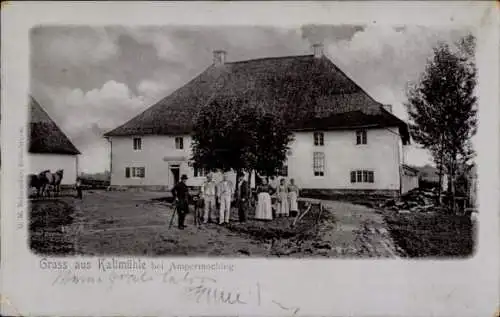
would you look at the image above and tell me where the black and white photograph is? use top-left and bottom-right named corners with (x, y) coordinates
top-left (28, 24), bottom-right (479, 258)
top-left (2, 2), bottom-right (498, 317)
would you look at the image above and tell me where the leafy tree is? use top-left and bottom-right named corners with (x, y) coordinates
top-left (190, 97), bottom-right (239, 172)
top-left (253, 109), bottom-right (294, 176)
top-left (405, 34), bottom-right (477, 212)
top-left (191, 97), bottom-right (293, 178)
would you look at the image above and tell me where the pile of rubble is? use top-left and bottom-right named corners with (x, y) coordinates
top-left (383, 188), bottom-right (440, 213)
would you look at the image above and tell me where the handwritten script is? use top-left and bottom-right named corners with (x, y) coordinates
top-left (51, 265), bottom-right (300, 315)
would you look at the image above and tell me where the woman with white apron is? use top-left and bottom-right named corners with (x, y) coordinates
top-left (288, 178), bottom-right (299, 216)
top-left (255, 177), bottom-right (274, 220)
top-left (276, 178), bottom-right (289, 217)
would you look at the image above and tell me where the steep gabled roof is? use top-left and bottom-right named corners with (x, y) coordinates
top-left (29, 97), bottom-right (80, 155)
top-left (104, 54), bottom-right (391, 138)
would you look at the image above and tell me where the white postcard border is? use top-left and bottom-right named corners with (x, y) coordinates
top-left (1, 2), bottom-right (499, 316)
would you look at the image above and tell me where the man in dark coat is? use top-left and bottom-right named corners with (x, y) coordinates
top-left (234, 173), bottom-right (250, 222)
top-left (171, 174), bottom-right (190, 229)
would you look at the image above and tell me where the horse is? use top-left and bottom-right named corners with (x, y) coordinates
top-left (51, 169), bottom-right (64, 196)
top-left (38, 170), bottom-right (53, 197)
top-left (28, 174), bottom-right (42, 198)
top-left (28, 170), bottom-right (51, 198)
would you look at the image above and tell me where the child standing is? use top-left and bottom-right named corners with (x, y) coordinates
top-left (75, 177), bottom-right (83, 199)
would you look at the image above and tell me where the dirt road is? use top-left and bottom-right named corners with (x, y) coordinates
top-left (29, 191), bottom-right (398, 258)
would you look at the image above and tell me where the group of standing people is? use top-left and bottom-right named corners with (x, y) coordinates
top-left (171, 173), bottom-right (250, 229)
top-left (170, 172), bottom-right (299, 229)
top-left (200, 173), bottom-right (251, 225)
top-left (198, 173), bottom-right (246, 225)
top-left (255, 177), bottom-right (299, 220)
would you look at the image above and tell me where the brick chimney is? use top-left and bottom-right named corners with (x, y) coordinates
top-left (213, 50), bottom-right (227, 66)
top-left (312, 43), bottom-right (324, 58)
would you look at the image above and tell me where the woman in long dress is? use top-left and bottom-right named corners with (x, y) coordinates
top-left (255, 177), bottom-right (274, 220)
top-left (276, 178), bottom-right (289, 217)
top-left (288, 178), bottom-right (299, 216)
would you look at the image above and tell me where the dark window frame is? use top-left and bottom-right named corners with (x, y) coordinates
top-left (314, 132), bottom-right (325, 146)
top-left (133, 137), bottom-right (142, 150)
top-left (356, 130), bottom-right (367, 145)
top-left (313, 152), bottom-right (325, 177)
top-left (278, 165), bottom-right (288, 177)
top-left (351, 169), bottom-right (375, 183)
top-left (126, 166), bottom-right (145, 178)
top-left (194, 167), bottom-right (206, 177)
top-left (350, 171), bottom-right (356, 183)
top-left (175, 137), bottom-right (184, 150)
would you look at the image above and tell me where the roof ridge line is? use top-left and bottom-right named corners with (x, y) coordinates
top-left (227, 54), bottom-right (313, 65)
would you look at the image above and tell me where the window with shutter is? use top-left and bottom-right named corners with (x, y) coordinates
top-left (363, 170), bottom-right (368, 182)
top-left (127, 167), bottom-right (146, 178)
top-left (368, 171), bottom-right (374, 183)
top-left (351, 170), bottom-right (375, 183)
top-left (137, 167), bottom-right (145, 178)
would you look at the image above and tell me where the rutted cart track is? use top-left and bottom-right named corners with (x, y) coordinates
top-left (29, 191), bottom-right (398, 258)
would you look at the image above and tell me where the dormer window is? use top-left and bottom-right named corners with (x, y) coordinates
top-left (133, 137), bottom-right (142, 151)
top-left (175, 137), bottom-right (184, 150)
top-left (356, 130), bottom-right (367, 145)
top-left (314, 132), bottom-right (324, 146)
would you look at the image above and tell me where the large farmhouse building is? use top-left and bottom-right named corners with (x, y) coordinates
top-left (104, 45), bottom-right (410, 197)
top-left (29, 97), bottom-right (80, 185)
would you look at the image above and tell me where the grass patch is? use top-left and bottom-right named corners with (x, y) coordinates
top-left (29, 199), bottom-right (76, 255)
top-left (383, 212), bottom-right (474, 258)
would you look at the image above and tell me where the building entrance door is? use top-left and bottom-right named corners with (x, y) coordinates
top-left (169, 164), bottom-right (180, 187)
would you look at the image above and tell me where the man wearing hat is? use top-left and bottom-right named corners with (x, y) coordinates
top-left (171, 174), bottom-right (190, 229)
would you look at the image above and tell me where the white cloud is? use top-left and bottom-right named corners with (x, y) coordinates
top-left (321, 26), bottom-right (472, 167)
top-left (136, 74), bottom-right (185, 103)
top-left (40, 27), bottom-right (119, 65)
top-left (33, 80), bottom-right (151, 172)
top-left (78, 139), bottom-right (110, 173)
top-left (123, 28), bottom-right (186, 61)
top-left (39, 80), bottom-right (147, 135)
top-left (137, 79), bottom-right (170, 101)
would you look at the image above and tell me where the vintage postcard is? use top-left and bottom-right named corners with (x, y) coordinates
top-left (1, 1), bottom-right (499, 316)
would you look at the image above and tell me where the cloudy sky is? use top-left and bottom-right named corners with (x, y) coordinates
top-left (31, 25), bottom-right (472, 173)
